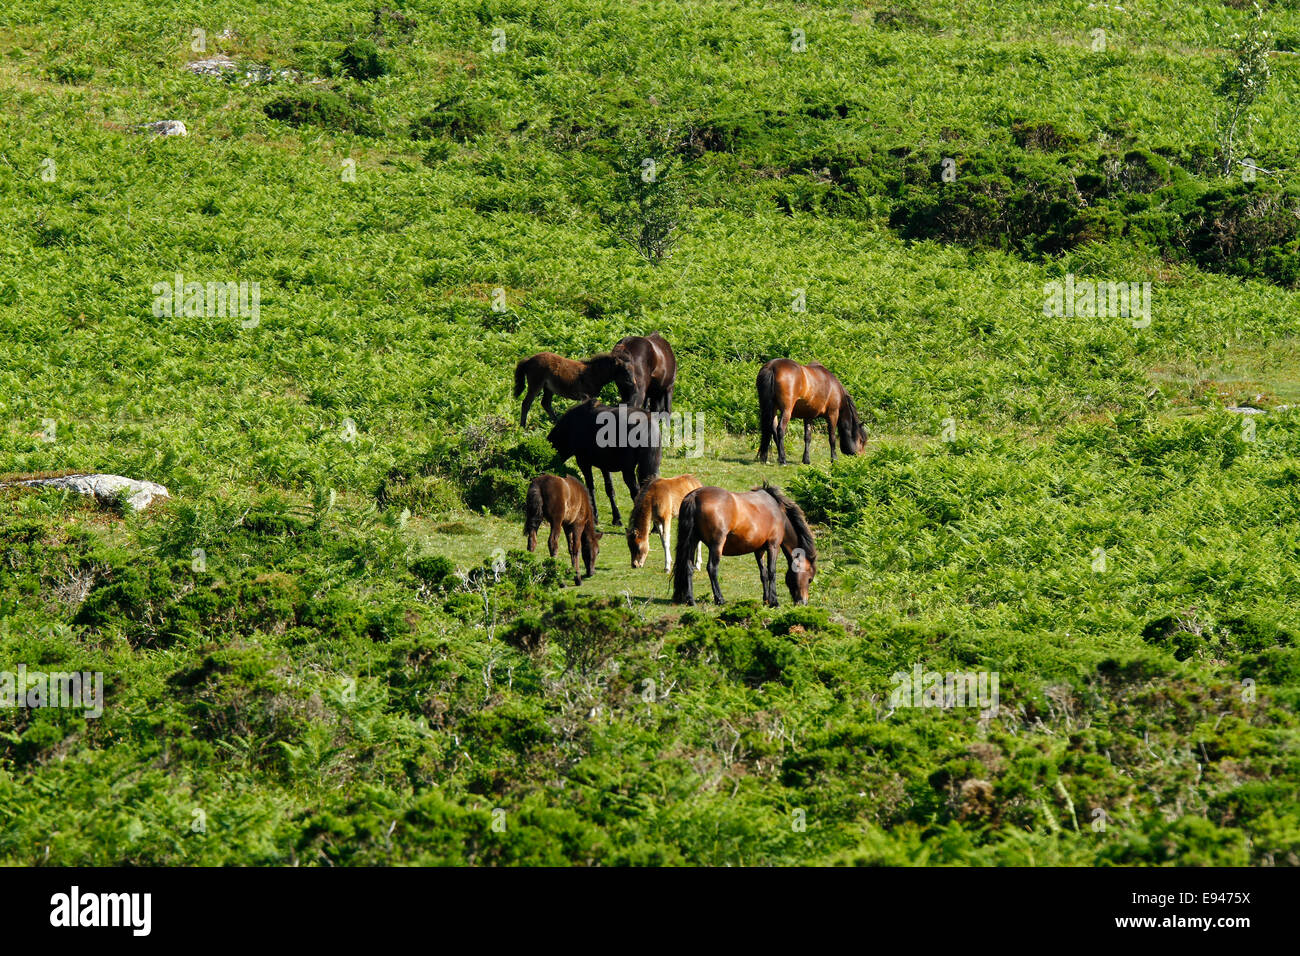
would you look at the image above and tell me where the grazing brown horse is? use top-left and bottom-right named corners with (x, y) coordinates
top-left (756, 359), bottom-right (868, 465)
top-left (671, 484), bottom-right (816, 607)
top-left (611, 333), bottom-right (677, 412)
top-left (626, 474), bottom-right (703, 572)
top-left (524, 474), bottom-right (602, 584)
top-left (546, 400), bottom-right (662, 526)
top-left (514, 351), bottom-right (622, 427)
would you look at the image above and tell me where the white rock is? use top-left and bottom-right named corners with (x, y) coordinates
top-left (185, 55), bottom-right (238, 76)
top-left (139, 120), bottom-right (188, 137)
top-left (3, 474), bottom-right (170, 511)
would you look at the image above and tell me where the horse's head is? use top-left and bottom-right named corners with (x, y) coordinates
top-left (627, 526), bottom-right (649, 568)
top-left (785, 546), bottom-right (816, 605)
top-left (837, 394), bottom-right (869, 455)
top-left (611, 354), bottom-right (642, 407)
top-left (546, 404), bottom-right (584, 459)
top-left (838, 419), bottom-right (868, 455)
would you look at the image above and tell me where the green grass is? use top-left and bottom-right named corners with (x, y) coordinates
top-left (1, 0), bottom-right (1299, 866)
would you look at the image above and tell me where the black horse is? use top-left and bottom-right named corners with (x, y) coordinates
top-left (611, 333), bottom-right (677, 413)
top-left (547, 400), bottom-right (662, 526)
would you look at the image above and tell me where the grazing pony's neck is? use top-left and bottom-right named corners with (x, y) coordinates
top-left (629, 485), bottom-right (654, 539)
top-left (837, 388), bottom-right (863, 453)
top-left (581, 515), bottom-right (600, 562)
top-left (580, 354), bottom-right (617, 392)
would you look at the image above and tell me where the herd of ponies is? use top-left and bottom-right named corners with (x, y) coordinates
top-left (515, 333), bottom-right (869, 606)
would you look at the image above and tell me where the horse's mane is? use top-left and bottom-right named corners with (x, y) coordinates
top-left (628, 478), bottom-right (656, 538)
top-left (759, 483), bottom-right (816, 561)
top-left (840, 389), bottom-right (861, 430)
top-left (837, 387), bottom-right (865, 453)
top-left (572, 353), bottom-right (617, 395)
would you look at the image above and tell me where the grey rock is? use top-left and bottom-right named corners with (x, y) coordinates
top-left (3, 474), bottom-right (170, 511)
top-left (185, 55), bottom-right (238, 76)
top-left (138, 120), bottom-right (188, 137)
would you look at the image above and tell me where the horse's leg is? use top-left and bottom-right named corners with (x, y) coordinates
top-left (755, 552), bottom-right (770, 606)
top-left (603, 470), bottom-right (622, 526)
top-left (802, 420), bottom-right (813, 465)
top-left (777, 409), bottom-right (792, 465)
top-left (764, 546), bottom-right (774, 606)
top-left (581, 463), bottom-right (599, 524)
top-left (542, 389), bottom-right (558, 422)
top-left (565, 524), bottom-right (582, 585)
top-left (547, 519), bottom-right (561, 558)
top-left (707, 543), bottom-right (725, 604)
top-left (695, 540), bottom-right (703, 571)
top-left (520, 383), bottom-right (538, 428)
top-left (660, 519), bottom-right (671, 573)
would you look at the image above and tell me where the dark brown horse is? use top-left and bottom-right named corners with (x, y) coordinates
top-left (611, 333), bottom-right (676, 412)
top-left (524, 474), bottom-right (602, 584)
top-left (514, 351), bottom-right (622, 427)
top-left (756, 359), bottom-right (867, 465)
top-left (546, 400), bottom-right (662, 526)
top-left (671, 483), bottom-right (816, 607)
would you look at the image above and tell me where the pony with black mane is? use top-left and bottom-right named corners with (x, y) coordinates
top-left (756, 358), bottom-right (867, 465)
top-left (611, 333), bottom-right (676, 412)
top-left (546, 399), bottom-right (662, 526)
top-left (514, 351), bottom-right (623, 427)
top-left (671, 482), bottom-right (816, 607)
top-left (523, 474), bottom-right (602, 585)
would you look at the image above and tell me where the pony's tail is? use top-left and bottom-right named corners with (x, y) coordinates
top-left (756, 363), bottom-right (777, 452)
top-left (523, 477), bottom-right (545, 538)
top-left (514, 359), bottom-right (529, 398)
top-left (671, 491), bottom-right (700, 603)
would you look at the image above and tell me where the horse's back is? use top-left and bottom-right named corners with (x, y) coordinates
top-left (525, 351), bottom-right (566, 369)
top-left (778, 360), bottom-right (839, 416)
top-left (618, 333), bottom-right (676, 382)
top-left (648, 332), bottom-right (675, 369)
top-left (561, 475), bottom-right (591, 522)
top-left (528, 473), bottom-right (563, 518)
top-left (685, 486), bottom-right (782, 553)
top-left (656, 473), bottom-right (701, 514)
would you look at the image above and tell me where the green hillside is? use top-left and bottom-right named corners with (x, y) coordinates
top-left (1, 0), bottom-right (1298, 865)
